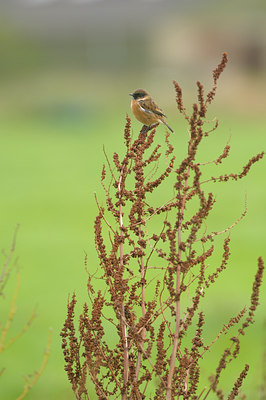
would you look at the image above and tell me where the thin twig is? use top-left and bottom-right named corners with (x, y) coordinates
top-left (94, 192), bottom-right (116, 234)
top-left (194, 196), bottom-right (247, 243)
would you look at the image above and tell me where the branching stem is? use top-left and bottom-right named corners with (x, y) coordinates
top-left (118, 164), bottom-right (129, 399)
top-left (166, 166), bottom-right (190, 399)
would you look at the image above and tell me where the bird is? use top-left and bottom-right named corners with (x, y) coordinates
top-left (129, 89), bottom-right (174, 133)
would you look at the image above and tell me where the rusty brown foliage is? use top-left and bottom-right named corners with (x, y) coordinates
top-left (61, 53), bottom-right (264, 400)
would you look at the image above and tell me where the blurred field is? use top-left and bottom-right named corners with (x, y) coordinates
top-left (0, 1), bottom-right (266, 399)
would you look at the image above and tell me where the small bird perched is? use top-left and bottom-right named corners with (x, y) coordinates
top-left (129, 89), bottom-right (174, 133)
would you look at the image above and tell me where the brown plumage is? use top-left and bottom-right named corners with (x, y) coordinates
top-left (129, 89), bottom-right (174, 133)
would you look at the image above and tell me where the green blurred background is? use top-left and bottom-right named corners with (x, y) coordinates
top-left (0, 0), bottom-right (265, 399)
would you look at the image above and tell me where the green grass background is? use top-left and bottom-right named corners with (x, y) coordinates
top-left (0, 3), bottom-right (265, 396)
top-left (0, 94), bottom-right (265, 399)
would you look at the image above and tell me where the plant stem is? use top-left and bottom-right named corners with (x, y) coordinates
top-left (118, 165), bottom-right (129, 399)
top-left (166, 167), bottom-right (190, 399)
top-left (130, 228), bottom-right (147, 399)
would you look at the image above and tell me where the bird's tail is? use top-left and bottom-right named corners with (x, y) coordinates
top-left (163, 121), bottom-right (174, 133)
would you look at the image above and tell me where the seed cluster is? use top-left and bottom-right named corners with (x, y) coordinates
top-left (61, 53), bottom-right (264, 399)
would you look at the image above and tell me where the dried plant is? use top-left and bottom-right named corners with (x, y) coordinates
top-left (61, 53), bottom-right (264, 399)
top-left (0, 226), bottom-right (52, 399)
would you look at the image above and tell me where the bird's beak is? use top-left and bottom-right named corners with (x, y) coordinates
top-left (129, 93), bottom-right (133, 97)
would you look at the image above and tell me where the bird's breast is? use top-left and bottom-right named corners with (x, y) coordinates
top-left (131, 100), bottom-right (158, 125)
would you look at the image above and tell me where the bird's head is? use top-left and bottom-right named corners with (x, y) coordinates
top-left (129, 89), bottom-right (149, 100)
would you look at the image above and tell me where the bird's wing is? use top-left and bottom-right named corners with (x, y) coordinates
top-left (138, 98), bottom-right (167, 118)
